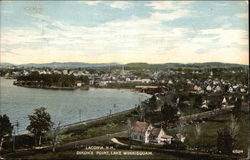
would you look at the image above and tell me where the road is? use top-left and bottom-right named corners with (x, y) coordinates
top-left (179, 105), bottom-right (235, 123)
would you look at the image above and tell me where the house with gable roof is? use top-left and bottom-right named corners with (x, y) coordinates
top-left (130, 121), bottom-right (153, 143)
top-left (149, 128), bottom-right (168, 144)
top-left (131, 121), bottom-right (173, 144)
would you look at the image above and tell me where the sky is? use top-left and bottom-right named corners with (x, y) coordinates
top-left (0, 1), bottom-right (248, 65)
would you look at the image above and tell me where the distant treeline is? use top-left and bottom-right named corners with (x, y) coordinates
top-left (16, 71), bottom-right (89, 87)
top-left (123, 62), bottom-right (247, 70)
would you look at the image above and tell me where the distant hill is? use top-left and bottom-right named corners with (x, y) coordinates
top-left (1, 62), bottom-right (247, 69)
top-left (0, 62), bottom-right (15, 66)
top-left (18, 62), bottom-right (120, 69)
top-left (125, 62), bottom-right (247, 69)
top-left (183, 62), bottom-right (247, 68)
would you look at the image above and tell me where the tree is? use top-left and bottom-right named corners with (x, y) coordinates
top-left (148, 95), bottom-right (157, 112)
top-left (193, 95), bottom-right (202, 108)
top-left (208, 101), bottom-right (217, 110)
top-left (0, 114), bottom-right (12, 154)
top-left (194, 123), bottom-right (202, 150)
top-left (233, 97), bottom-right (242, 119)
top-left (161, 104), bottom-right (178, 124)
top-left (217, 127), bottom-right (234, 155)
top-left (27, 107), bottom-right (53, 146)
top-left (229, 115), bottom-right (239, 140)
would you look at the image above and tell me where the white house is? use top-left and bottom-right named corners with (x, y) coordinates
top-left (63, 70), bottom-right (68, 75)
top-left (130, 121), bottom-right (153, 143)
top-left (141, 79), bottom-right (151, 83)
top-left (187, 79), bottom-right (192, 84)
top-left (201, 100), bottom-right (208, 109)
top-left (193, 85), bottom-right (200, 91)
top-left (232, 85), bottom-right (239, 90)
top-left (125, 78), bottom-right (131, 82)
top-left (215, 85), bottom-right (222, 92)
top-left (161, 135), bottom-right (173, 144)
top-left (168, 80), bottom-right (173, 84)
top-left (131, 121), bottom-right (172, 144)
top-left (149, 128), bottom-right (166, 144)
top-left (240, 88), bottom-right (246, 93)
top-left (75, 81), bottom-right (83, 87)
top-left (23, 70), bottom-right (29, 76)
top-left (175, 133), bottom-right (186, 143)
top-left (39, 70), bottom-right (47, 75)
top-left (206, 85), bottom-right (212, 91)
top-left (210, 71), bottom-right (213, 76)
top-left (228, 87), bottom-right (234, 93)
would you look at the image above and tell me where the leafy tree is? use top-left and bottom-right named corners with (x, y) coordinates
top-left (233, 97), bottom-right (242, 119)
top-left (0, 114), bottom-right (12, 153)
top-left (217, 127), bottom-right (234, 155)
top-left (193, 95), bottom-right (202, 108)
top-left (208, 101), bottom-right (217, 110)
top-left (27, 107), bottom-right (53, 146)
top-left (161, 104), bottom-right (178, 123)
top-left (148, 95), bottom-right (157, 112)
top-left (194, 123), bottom-right (202, 151)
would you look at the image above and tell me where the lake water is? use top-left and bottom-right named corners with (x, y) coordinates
top-left (0, 78), bottom-right (150, 134)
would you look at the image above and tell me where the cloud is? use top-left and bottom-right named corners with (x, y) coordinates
top-left (199, 28), bottom-right (248, 46)
top-left (150, 9), bottom-right (190, 22)
top-left (235, 13), bottom-right (248, 19)
top-left (1, 2), bottom-right (248, 65)
top-left (0, 10), bottom-right (13, 14)
top-left (145, 1), bottom-right (192, 10)
top-left (82, 1), bottom-right (101, 6)
top-left (110, 1), bottom-right (132, 10)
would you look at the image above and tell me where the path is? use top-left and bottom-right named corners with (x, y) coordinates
top-left (179, 105), bottom-right (235, 123)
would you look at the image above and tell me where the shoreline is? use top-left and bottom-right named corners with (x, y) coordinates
top-left (59, 106), bottom-right (137, 130)
top-left (17, 106), bottom-right (138, 136)
top-left (15, 84), bottom-right (77, 90)
top-left (13, 83), bottom-right (89, 90)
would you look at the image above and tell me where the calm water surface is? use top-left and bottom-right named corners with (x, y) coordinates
top-left (0, 78), bottom-right (150, 134)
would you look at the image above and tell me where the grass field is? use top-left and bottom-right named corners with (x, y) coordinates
top-left (166, 112), bottom-right (249, 157)
top-left (48, 111), bottom-right (139, 144)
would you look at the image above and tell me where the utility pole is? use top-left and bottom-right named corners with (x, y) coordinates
top-left (109, 109), bottom-right (112, 117)
top-left (16, 121), bottom-right (19, 135)
top-left (79, 109), bottom-right (82, 122)
top-left (127, 119), bottom-right (132, 149)
top-left (12, 121), bottom-right (19, 152)
top-left (12, 125), bottom-right (16, 152)
top-left (52, 121), bottom-right (61, 152)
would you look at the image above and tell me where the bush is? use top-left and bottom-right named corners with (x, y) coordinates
top-left (164, 140), bottom-right (187, 150)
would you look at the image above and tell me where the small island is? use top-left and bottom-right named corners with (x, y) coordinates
top-left (13, 71), bottom-right (89, 90)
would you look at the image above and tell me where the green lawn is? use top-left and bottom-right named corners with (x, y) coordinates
top-left (166, 112), bottom-right (249, 157)
top-left (47, 111), bottom-right (139, 144)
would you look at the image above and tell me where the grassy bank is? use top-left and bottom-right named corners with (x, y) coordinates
top-left (46, 109), bottom-right (139, 145)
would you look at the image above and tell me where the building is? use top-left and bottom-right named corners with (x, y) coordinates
top-left (206, 85), bottom-right (212, 92)
top-left (130, 121), bottom-right (153, 143)
top-left (149, 128), bottom-right (168, 144)
top-left (175, 133), bottom-right (186, 143)
top-left (131, 121), bottom-right (172, 144)
top-left (75, 81), bottom-right (83, 87)
top-left (201, 100), bottom-right (208, 109)
top-left (135, 86), bottom-right (166, 94)
top-left (161, 135), bottom-right (173, 144)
